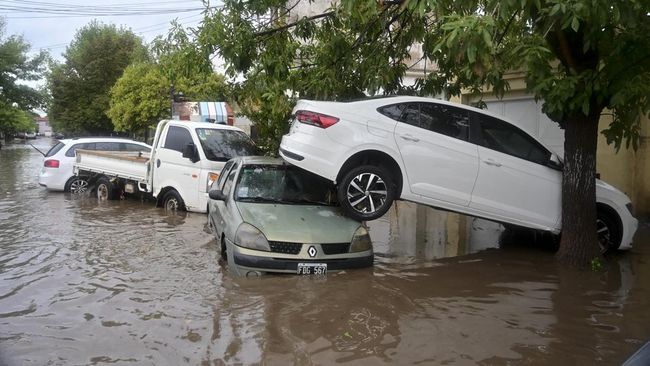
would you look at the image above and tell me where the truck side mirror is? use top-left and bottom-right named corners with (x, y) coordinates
top-left (182, 143), bottom-right (200, 163)
top-left (209, 189), bottom-right (226, 201)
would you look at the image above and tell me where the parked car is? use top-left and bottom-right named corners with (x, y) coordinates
top-left (25, 132), bottom-right (37, 139)
top-left (39, 138), bottom-right (151, 193)
top-left (207, 156), bottom-right (374, 276)
top-left (279, 96), bottom-right (638, 251)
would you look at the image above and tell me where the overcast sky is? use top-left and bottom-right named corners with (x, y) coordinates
top-left (2, 0), bottom-right (212, 60)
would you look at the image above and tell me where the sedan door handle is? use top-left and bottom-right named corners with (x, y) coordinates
top-left (400, 134), bottom-right (420, 142)
top-left (484, 159), bottom-right (502, 167)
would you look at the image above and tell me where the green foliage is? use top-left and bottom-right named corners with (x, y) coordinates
top-left (48, 21), bottom-right (148, 135)
top-left (0, 18), bottom-right (47, 136)
top-left (199, 0), bottom-right (650, 154)
top-left (107, 63), bottom-right (169, 133)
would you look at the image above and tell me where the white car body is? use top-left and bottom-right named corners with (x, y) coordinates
top-left (39, 137), bottom-right (151, 191)
top-left (280, 96), bottom-right (637, 250)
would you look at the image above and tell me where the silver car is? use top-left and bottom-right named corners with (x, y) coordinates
top-left (207, 156), bottom-right (374, 276)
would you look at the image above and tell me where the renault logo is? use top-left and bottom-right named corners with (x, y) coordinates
top-left (308, 246), bottom-right (317, 258)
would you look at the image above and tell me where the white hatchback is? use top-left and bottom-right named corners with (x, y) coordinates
top-left (38, 138), bottom-right (151, 193)
top-left (279, 96), bottom-right (638, 251)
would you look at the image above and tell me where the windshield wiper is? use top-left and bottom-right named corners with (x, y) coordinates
top-left (237, 196), bottom-right (282, 203)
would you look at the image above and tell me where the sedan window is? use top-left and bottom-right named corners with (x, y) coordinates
top-left (377, 103), bottom-right (419, 126)
top-left (235, 164), bottom-right (336, 206)
top-left (420, 103), bottom-right (469, 141)
top-left (477, 114), bottom-right (550, 165)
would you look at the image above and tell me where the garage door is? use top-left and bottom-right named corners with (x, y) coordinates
top-left (484, 98), bottom-right (565, 156)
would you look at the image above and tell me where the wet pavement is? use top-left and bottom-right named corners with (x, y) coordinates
top-left (1, 138), bottom-right (649, 365)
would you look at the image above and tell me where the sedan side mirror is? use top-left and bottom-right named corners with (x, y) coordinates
top-left (548, 153), bottom-right (563, 170)
top-left (182, 143), bottom-right (200, 163)
top-left (209, 189), bottom-right (227, 201)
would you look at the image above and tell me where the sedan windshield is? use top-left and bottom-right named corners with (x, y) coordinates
top-left (235, 164), bottom-right (337, 206)
top-left (195, 128), bottom-right (256, 162)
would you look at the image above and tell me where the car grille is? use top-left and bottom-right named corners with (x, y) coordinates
top-left (269, 241), bottom-right (302, 255)
top-left (322, 243), bottom-right (350, 255)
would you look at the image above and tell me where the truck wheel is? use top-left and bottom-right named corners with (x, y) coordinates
top-left (163, 190), bottom-right (186, 212)
top-left (96, 177), bottom-right (118, 201)
top-left (337, 165), bottom-right (395, 222)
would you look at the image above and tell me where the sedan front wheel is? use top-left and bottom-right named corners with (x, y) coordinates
top-left (337, 165), bottom-right (395, 222)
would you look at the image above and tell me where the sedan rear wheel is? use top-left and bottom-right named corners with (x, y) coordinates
top-left (337, 165), bottom-right (395, 222)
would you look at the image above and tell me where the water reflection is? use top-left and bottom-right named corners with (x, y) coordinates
top-left (0, 139), bottom-right (648, 365)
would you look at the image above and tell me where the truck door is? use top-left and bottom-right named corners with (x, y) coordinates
top-left (154, 125), bottom-right (201, 209)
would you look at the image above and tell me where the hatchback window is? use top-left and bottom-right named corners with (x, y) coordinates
top-left (195, 128), bottom-right (256, 162)
top-left (123, 143), bottom-right (150, 152)
top-left (164, 126), bottom-right (193, 153)
top-left (216, 160), bottom-right (235, 191)
top-left (45, 142), bottom-right (65, 157)
top-left (235, 164), bottom-right (336, 206)
top-left (478, 114), bottom-right (550, 165)
top-left (65, 143), bottom-right (96, 157)
top-left (420, 103), bottom-right (470, 140)
top-left (95, 142), bottom-right (120, 151)
top-left (222, 162), bottom-right (239, 196)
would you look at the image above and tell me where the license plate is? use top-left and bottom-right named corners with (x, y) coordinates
top-left (297, 263), bottom-right (327, 275)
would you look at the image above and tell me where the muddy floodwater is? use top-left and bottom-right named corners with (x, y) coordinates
top-left (1, 139), bottom-right (649, 365)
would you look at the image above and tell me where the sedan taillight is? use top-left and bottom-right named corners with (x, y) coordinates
top-left (44, 159), bottom-right (60, 168)
top-left (295, 110), bottom-right (339, 128)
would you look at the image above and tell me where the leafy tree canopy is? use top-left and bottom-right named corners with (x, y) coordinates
top-left (200, 0), bottom-right (650, 266)
top-left (48, 21), bottom-right (148, 135)
top-left (108, 23), bottom-right (228, 134)
top-left (0, 18), bottom-right (46, 136)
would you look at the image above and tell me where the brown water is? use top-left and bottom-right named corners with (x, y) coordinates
top-left (1, 139), bottom-right (649, 365)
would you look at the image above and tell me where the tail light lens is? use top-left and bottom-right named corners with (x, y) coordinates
top-left (295, 110), bottom-right (339, 128)
top-left (44, 159), bottom-right (60, 168)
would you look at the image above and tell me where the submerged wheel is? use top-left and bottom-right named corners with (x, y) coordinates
top-left (65, 176), bottom-right (89, 194)
top-left (96, 177), bottom-right (118, 200)
top-left (337, 165), bottom-right (395, 222)
top-left (162, 190), bottom-right (185, 212)
top-left (596, 209), bottom-right (622, 253)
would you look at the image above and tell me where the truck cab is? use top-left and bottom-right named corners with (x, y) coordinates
top-left (148, 120), bottom-right (256, 212)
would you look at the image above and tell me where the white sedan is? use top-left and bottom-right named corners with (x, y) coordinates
top-left (279, 96), bottom-right (638, 251)
top-left (39, 137), bottom-right (151, 193)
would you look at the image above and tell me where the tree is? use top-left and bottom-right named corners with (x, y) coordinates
top-left (0, 18), bottom-right (46, 137)
top-left (107, 62), bottom-right (169, 134)
top-left (199, 0), bottom-right (650, 267)
top-left (48, 21), bottom-right (147, 135)
top-left (108, 23), bottom-right (228, 134)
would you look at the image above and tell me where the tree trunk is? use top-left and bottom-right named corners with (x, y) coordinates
top-left (555, 111), bottom-right (602, 267)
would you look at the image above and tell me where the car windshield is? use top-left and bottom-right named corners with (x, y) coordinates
top-left (195, 128), bottom-right (256, 162)
top-left (45, 142), bottom-right (65, 157)
top-left (235, 164), bottom-right (337, 206)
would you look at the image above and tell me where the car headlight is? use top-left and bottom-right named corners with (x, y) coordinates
top-left (207, 172), bottom-right (219, 191)
top-left (235, 223), bottom-right (270, 251)
top-left (349, 226), bottom-right (372, 253)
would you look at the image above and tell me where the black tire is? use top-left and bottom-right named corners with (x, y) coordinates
top-left (162, 190), bottom-right (186, 212)
top-left (597, 209), bottom-right (622, 253)
top-left (337, 165), bottom-right (395, 222)
top-left (96, 176), bottom-right (118, 200)
top-left (65, 176), bottom-right (90, 195)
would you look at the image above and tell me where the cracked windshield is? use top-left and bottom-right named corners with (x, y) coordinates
top-left (2, 0), bottom-right (650, 365)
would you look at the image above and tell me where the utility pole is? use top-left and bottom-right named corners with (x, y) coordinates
top-left (170, 84), bottom-right (175, 119)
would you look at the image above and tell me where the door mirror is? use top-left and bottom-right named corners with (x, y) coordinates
top-left (182, 143), bottom-right (200, 163)
top-left (548, 153), bottom-right (563, 170)
top-left (209, 189), bottom-right (227, 201)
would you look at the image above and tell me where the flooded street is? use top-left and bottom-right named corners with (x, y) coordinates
top-left (1, 139), bottom-right (649, 365)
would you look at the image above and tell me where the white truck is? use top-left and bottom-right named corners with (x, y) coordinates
top-left (74, 120), bottom-right (256, 213)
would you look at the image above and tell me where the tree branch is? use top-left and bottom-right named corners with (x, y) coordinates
top-left (254, 11), bottom-right (335, 37)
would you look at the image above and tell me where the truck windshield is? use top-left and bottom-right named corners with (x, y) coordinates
top-left (235, 164), bottom-right (337, 206)
top-left (195, 128), bottom-right (256, 162)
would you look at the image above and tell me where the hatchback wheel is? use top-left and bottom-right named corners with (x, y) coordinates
top-left (66, 176), bottom-right (89, 195)
top-left (337, 165), bottom-right (395, 221)
top-left (596, 209), bottom-right (622, 253)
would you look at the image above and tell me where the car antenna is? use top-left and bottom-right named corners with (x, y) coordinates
top-left (28, 143), bottom-right (46, 156)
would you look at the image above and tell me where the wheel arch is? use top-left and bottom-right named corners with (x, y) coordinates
top-left (336, 150), bottom-right (404, 199)
top-left (596, 202), bottom-right (623, 234)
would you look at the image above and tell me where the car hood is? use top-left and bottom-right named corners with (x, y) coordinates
top-left (236, 203), bottom-right (360, 243)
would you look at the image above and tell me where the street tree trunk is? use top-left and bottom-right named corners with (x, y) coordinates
top-left (555, 111), bottom-right (602, 267)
